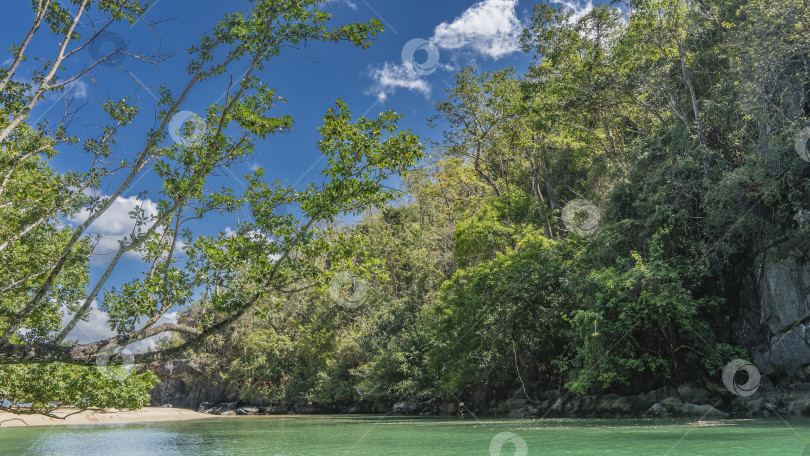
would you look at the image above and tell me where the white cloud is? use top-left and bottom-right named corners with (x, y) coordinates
top-left (70, 195), bottom-right (159, 261)
top-left (321, 0), bottom-right (357, 10)
top-left (62, 301), bottom-right (114, 344)
top-left (64, 80), bottom-right (88, 100)
top-left (431, 0), bottom-right (523, 60)
top-left (365, 0), bottom-right (525, 102)
top-left (72, 195), bottom-right (158, 236)
top-left (551, 0), bottom-right (596, 23)
top-left (367, 62), bottom-right (432, 102)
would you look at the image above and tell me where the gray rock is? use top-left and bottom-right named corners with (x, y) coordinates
top-left (758, 325), bottom-right (810, 378)
top-left (156, 359), bottom-right (203, 378)
top-left (263, 405), bottom-right (290, 414)
top-left (730, 243), bottom-right (810, 383)
top-left (787, 399), bottom-right (810, 416)
top-left (505, 396), bottom-right (528, 407)
top-left (198, 402), bottom-right (213, 413)
top-left (677, 385), bottom-right (711, 404)
top-left (628, 391), bottom-right (659, 409)
top-left (236, 406), bottom-right (260, 415)
top-left (661, 397), bottom-right (683, 411)
top-left (731, 396), bottom-right (763, 416)
top-left (148, 359), bottom-right (226, 408)
top-left (391, 401), bottom-right (418, 414)
top-left (210, 402), bottom-right (238, 415)
top-left (609, 397), bottom-right (632, 413)
top-left (758, 246), bottom-right (810, 335)
top-left (550, 397), bottom-right (567, 412)
top-left (646, 403), bottom-right (669, 418)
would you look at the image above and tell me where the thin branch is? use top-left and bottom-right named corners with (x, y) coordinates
top-left (0, 0), bottom-right (89, 144)
top-left (0, 0), bottom-right (50, 93)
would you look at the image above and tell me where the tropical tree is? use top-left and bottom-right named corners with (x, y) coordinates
top-left (0, 0), bottom-right (422, 390)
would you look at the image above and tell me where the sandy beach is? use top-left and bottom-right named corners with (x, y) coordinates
top-left (0, 407), bottom-right (215, 428)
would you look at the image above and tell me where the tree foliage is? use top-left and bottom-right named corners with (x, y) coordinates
top-left (0, 0), bottom-right (422, 412)
top-left (5, 0), bottom-right (810, 412)
top-left (179, 0), bottom-right (810, 406)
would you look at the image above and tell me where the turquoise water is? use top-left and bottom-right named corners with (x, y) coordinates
top-left (2, 416), bottom-right (810, 455)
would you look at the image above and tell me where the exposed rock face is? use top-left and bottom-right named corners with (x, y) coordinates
top-left (484, 384), bottom-right (810, 419)
top-left (390, 398), bottom-right (444, 416)
top-left (236, 405), bottom-right (260, 415)
top-left (744, 244), bottom-right (810, 381)
top-left (147, 359), bottom-right (226, 408)
top-left (645, 403), bottom-right (668, 418)
top-left (758, 246), bottom-right (810, 335)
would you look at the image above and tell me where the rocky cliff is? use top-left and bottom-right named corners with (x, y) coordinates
top-left (146, 359), bottom-right (227, 408)
top-left (739, 242), bottom-right (810, 382)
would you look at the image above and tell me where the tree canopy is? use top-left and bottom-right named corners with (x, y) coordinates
top-left (4, 0), bottom-right (810, 415)
top-left (0, 0), bottom-right (423, 415)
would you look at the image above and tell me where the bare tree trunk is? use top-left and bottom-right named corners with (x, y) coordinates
top-left (474, 155), bottom-right (501, 197)
top-left (678, 40), bottom-right (704, 145)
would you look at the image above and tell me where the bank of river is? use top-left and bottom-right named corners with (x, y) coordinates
top-left (1, 415), bottom-right (809, 455)
top-left (0, 407), bottom-right (214, 428)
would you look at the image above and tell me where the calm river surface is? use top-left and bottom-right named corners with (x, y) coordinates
top-left (2, 415), bottom-right (810, 455)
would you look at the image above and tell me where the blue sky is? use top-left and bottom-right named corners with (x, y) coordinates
top-left (2, 0), bottom-right (597, 348)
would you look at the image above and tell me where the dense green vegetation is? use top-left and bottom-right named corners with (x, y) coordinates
top-left (0, 0), bottom-right (420, 416)
top-left (177, 0), bottom-right (810, 405)
top-left (3, 0), bottom-right (810, 415)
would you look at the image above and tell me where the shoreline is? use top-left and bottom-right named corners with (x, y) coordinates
top-left (0, 407), bottom-right (216, 428)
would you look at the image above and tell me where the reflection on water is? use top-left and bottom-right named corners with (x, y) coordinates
top-left (2, 416), bottom-right (810, 455)
top-left (12, 425), bottom-right (208, 456)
